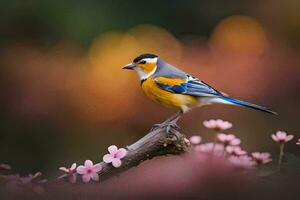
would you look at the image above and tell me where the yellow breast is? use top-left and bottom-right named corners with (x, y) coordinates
top-left (141, 77), bottom-right (198, 111)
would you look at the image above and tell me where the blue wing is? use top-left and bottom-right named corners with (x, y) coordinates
top-left (154, 75), bottom-right (277, 114)
top-left (154, 75), bottom-right (223, 97)
top-left (153, 74), bottom-right (277, 114)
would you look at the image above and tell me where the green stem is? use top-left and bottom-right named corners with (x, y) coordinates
top-left (278, 143), bottom-right (284, 172)
top-left (223, 144), bottom-right (228, 157)
top-left (212, 132), bottom-right (218, 152)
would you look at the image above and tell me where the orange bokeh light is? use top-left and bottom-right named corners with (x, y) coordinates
top-left (210, 15), bottom-right (268, 56)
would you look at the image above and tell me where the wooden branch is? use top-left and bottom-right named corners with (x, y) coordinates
top-left (0, 128), bottom-right (190, 197)
top-left (98, 127), bottom-right (190, 181)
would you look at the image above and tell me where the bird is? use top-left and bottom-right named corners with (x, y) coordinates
top-left (123, 53), bottom-right (277, 133)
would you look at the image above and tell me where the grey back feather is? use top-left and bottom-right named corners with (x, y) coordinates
top-left (152, 58), bottom-right (223, 97)
top-left (152, 58), bottom-right (187, 79)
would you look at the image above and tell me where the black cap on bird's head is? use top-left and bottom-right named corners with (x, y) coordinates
top-left (123, 53), bottom-right (159, 80)
top-left (133, 53), bottom-right (158, 63)
top-left (122, 53), bottom-right (158, 70)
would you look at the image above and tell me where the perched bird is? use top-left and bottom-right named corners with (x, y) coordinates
top-left (123, 53), bottom-right (276, 132)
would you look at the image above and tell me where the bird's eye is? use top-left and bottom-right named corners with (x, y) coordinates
top-left (139, 60), bottom-right (146, 64)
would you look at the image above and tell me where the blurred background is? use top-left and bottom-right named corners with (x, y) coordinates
top-left (0, 0), bottom-right (299, 176)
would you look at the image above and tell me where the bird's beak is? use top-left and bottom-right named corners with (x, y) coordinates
top-left (122, 63), bottom-right (136, 70)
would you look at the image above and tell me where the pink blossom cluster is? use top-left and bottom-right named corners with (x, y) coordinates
top-left (194, 142), bottom-right (224, 156)
top-left (0, 163), bottom-right (11, 170)
top-left (59, 163), bottom-right (77, 183)
top-left (1, 119), bottom-right (297, 191)
top-left (217, 133), bottom-right (241, 146)
top-left (103, 145), bottom-right (127, 168)
top-left (77, 160), bottom-right (102, 183)
top-left (251, 152), bottom-right (272, 164)
top-left (189, 136), bottom-right (202, 145)
top-left (58, 145), bottom-right (127, 183)
top-left (203, 119), bottom-right (232, 131)
top-left (271, 131), bottom-right (294, 143)
top-left (227, 155), bottom-right (256, 169)
top-left (188, 119), bottom-right (297, 170)
top-left (226, 146), bottom-right (247, 156)
top-left (0, 166), bottom-right (47, 195)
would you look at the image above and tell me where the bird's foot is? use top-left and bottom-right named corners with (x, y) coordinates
top-left (150, 120), bottom-right (180, 134)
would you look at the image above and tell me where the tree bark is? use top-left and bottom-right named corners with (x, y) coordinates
top-left (98, 127), bottom-right (190, 181)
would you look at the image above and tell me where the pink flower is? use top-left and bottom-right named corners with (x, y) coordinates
top-left (226, 146), bottom-right (247, 156)
top-left (76, 160), bottom-right (102, 183)
top-left (296, 138), bottom-right (300, 145)
top-left (20, 172), bottom-right (47, 184)
top-left (194, 143), bottom-right (224, 156)
top-left (0, 163), bottom-right (11, 170)
top-left (271, 131), bottom-right (294, 143)
top-left (217, 133), bottom-right (241, 146)
top-left (17, 172), bottom-right (47, 194)
top-left (251, 152), bottom-right (272, 164)
top-left (103, 145), bottom-right (127, 168)
top-left (189, 136), bottom-right (202, 145)
top-left (59, 163), bottom-right (77, 183)
top-left (203, 119), bottom-right (232, 131)
top-left (184, 138), bottom-right (190, 143)
top-left (228, 155), bottom-right (256, 169)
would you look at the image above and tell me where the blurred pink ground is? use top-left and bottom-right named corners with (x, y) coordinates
top-left (48, 153), bottom-right (256, 200)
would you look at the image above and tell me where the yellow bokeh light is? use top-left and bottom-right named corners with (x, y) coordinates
top-left (75, 24), bottom-right (182, 123)
top-left (128, 24), bottom-right (182, 64)
top-left (210, 15), bottom-right (268, 55)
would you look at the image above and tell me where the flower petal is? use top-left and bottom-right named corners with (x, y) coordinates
top-left (116, 148), bottom-right (127, 159)
top-left (285, 135), bottom-right (294, 142)
top-left (108, 145), bottom-right (118, 154)
top-left (76, 166), bottom-right (86, 174)
top-left (217, 133), bottom-right (227, 142)
top-left (271, 134), bottom-right (279, 142)
top-left (230, 138), bottom-right (241, 146)
top-left (203, 120), bottom-right (213, 129)
top-left (70, 163), bottom-right (77, 171)
top-left (103, 154), bottom-right (114, 163)
top-left (227, 134), bottom-right (235, 141)
top-left (189, 136), bottom-right (202, 145)
top-left (59, 167), bottom-right (68, 172)
top-left (93, 163), bottom-right (102, 172)
top-left (82, 174), bottom-right (91, 183)
top-left (112, 159), bottom-right (122, 168)
top-left (251, 152), bottom-right (260, 158)
top-left (84, 160), bottom-right (93, 167)
top-left (91, 173), bottom-right (99, 181)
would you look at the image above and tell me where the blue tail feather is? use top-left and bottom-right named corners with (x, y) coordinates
top-left (221, 96), bottom-right (277, 115)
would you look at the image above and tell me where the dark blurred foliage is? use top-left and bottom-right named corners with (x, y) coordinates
top-left (0, 0), bottom-right (259, 46)
top-left (0, 0), bottom-right (300, 194)
top-left (1, 0), bottom-right (300, 48)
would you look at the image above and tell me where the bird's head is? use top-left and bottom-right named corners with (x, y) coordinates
top-left (123, 53), bottom-right (158, 80)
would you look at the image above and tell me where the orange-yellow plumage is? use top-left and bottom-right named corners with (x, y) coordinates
top-left (136, 62), bottom-right (156, 73)
top-left (141, 77), bottom-right (198, 110)
top-left (154, 77), bottom-right (186, 85)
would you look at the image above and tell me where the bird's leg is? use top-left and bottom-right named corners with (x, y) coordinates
top-left (165, 110), bottom-right (182, 133)
top-left (151, 110), bottom-right (183, 133)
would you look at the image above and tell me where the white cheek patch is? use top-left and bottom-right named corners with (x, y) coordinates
top-left (135, 68), bottom-right (148, 80)
top-left (134, 57), bottom-right (158, 80)
top-left (135, 66), bottom-right (157, 80)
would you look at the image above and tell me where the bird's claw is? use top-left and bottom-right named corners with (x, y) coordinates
top-left (150, 121), bottom-right (180, 134)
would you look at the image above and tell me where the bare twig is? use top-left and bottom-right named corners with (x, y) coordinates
top-left (99, 127), bottom-right (190, 181)
top-left (57, 127), bottom-right (190, 182)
